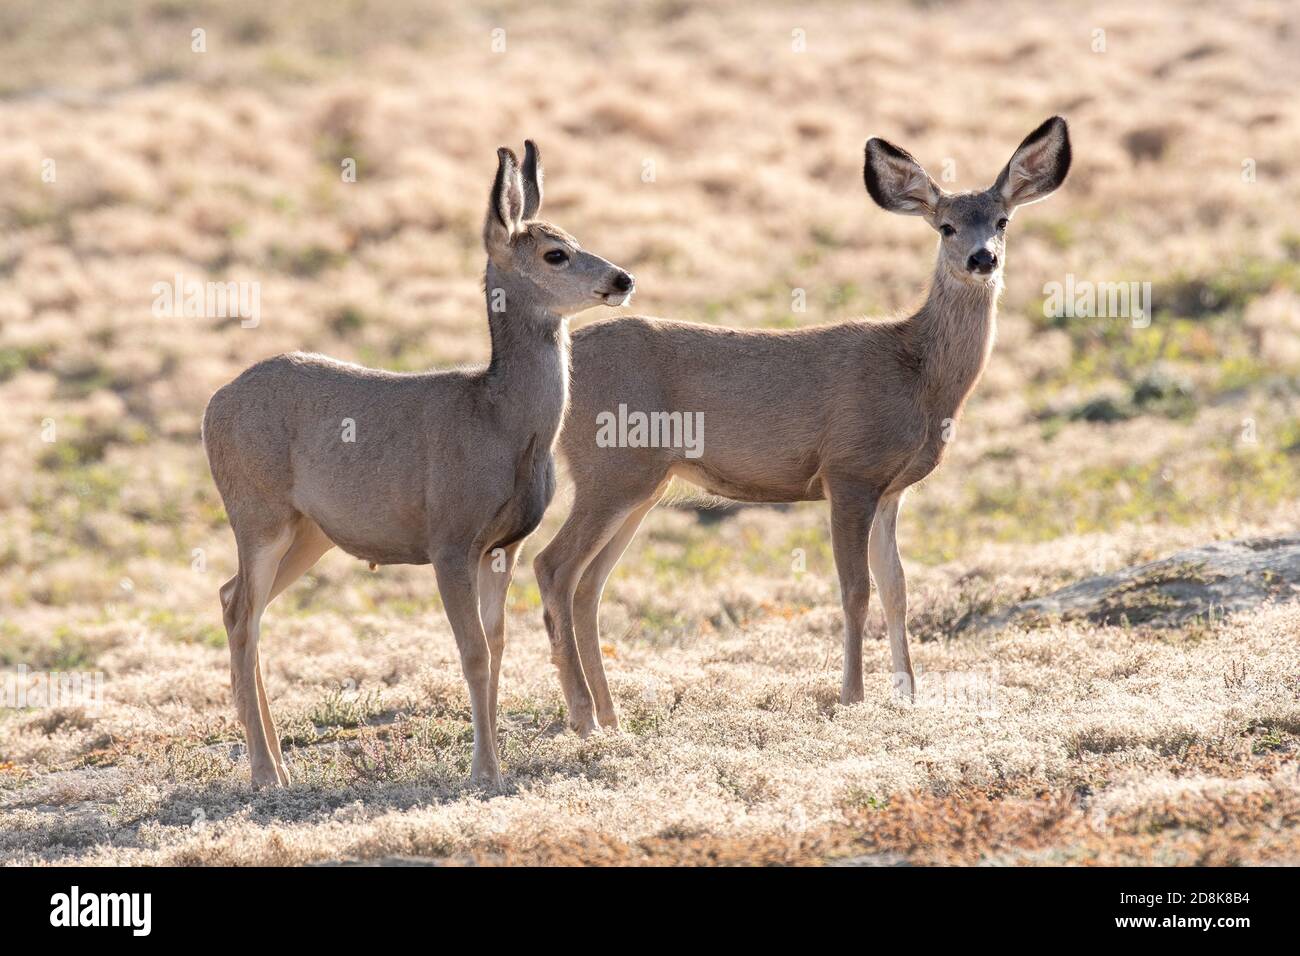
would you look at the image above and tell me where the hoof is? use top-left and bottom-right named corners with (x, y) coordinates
top-left (891, 672), bottom-right (917, 703)
top-left (251, 769), bottom-right (285, 790)
top-left (569, 713), bottom-right (598, 738)
top-left (471, 767), bottom-right (503, 789)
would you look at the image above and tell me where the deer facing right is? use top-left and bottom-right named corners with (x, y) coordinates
top-left (203, 141), bottom-right (633, 788)
top-left (535, 117), bottom-right (1072, 733)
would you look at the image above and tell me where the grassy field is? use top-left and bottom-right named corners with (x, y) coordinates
top-left (1, 0), bottom-right (1299, 865)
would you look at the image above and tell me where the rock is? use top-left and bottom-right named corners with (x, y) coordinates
top-left (987, 536), bottom-right (1300, 630)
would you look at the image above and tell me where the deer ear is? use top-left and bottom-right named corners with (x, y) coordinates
top-left (864, 138), bottom-right (942, 217)
top-left (485, 147), bottom-right (524, 247)
top-left (521, 140), bottom-right (543, 220)
top-left (994, 116), bottom-right (1071, 208)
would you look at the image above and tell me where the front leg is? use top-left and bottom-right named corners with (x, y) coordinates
top-left (827, 479), bottom-right (879, 705)
top-left (478, 541), bottom-right (521, 744)
top-left (868, 491), bottom-right (915, 701)
top-left (433, 548), bottom-right (501, 787)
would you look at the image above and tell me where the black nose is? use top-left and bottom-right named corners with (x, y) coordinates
top-left (612, 272), bottom-right (634, 293)
top-left (967, 250), bottom-right (998, 273)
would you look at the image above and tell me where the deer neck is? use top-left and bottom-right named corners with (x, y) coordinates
top-left (482, 262), bottom-right (570, 444)
top-left (911, 264), bottom-right (1001, 425)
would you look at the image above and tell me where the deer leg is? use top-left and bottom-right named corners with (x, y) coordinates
top-left (572, 488), bottom-right (665, 729)
top-left (434, 548), bottom-right (500, 787)
top-left (223, 520), bottom-right (294, 788)
top-left (828, 481), bottom-right (878, 705)
top-left (535, 499), bottom-right (642, 736)
top-left (249, 654), bottom-right (289, 783)
top-left (245, 517), bottom-right (336, 781)
top-left (234, 517), bottom-right (334, 781)
top-left (268, 516), bottom-right (334, 603)
top-left (869, 491), bottom-right (915, 701)
top-left (478, 540), bottom-right (521, 746)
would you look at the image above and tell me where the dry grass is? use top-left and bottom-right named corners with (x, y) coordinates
top-left (2, 0), bottom-right (1299, 865)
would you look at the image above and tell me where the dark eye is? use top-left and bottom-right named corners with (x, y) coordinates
top-left (543, 249), bottom-right (569, 265)
top-left (940, 224), bottom-right (956, 237)
top-left (997, 217), bottom-right (1009, 231)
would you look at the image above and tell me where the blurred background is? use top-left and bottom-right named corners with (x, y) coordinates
top-left (1, 0), bottom-right (1297, 621)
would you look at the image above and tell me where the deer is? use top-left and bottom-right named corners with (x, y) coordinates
top-left (202, 141), bottom-right (635, 788)
top-left (534, 117), bottom-right (1071, 733)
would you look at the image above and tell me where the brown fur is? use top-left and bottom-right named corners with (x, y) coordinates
top-left (203, 141), bottom-right (633, 787)
top-left (535, 119), bottom-right (1072, 729)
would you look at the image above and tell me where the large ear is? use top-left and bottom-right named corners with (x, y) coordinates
top-left (484, 147), bottom-right (525, 248)
top-left (521, 139), bottom-right (543, 220)
top-left (863, 138), bottom-right (943, 217)
top-left (993, 116), bottom-right (1071, 208)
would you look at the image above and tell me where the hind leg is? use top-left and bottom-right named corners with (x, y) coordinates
top-left (222, 516), bottom-right (295, 788)
top-left (222, 517), bottom-right (333, 613)
top-left (572, 485), bottom-right (666, 728)
top-left (536, 498), bottom-right (645, 735)
top-left (222, 516), bottom-right (333, 783)
top-left (269, 516), bottom-right (334, 603)
top-left (254, 517), bottom-right (334, 776)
